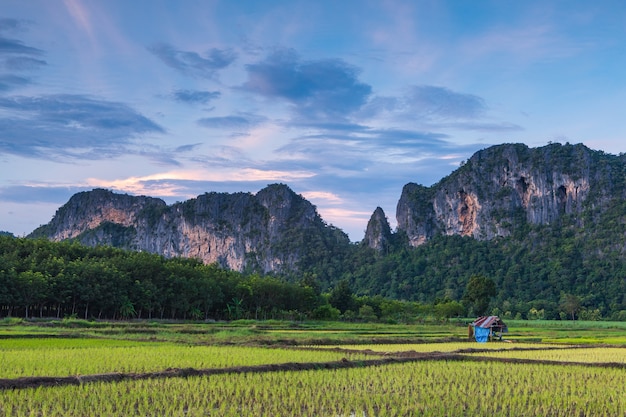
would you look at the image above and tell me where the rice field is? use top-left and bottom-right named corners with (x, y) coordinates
top-left (467, 346), bottom-right (626, 364)
top-left (0, 338), bottom-right (367, 379)
top-left (318, 341), bottom-right (569, 353)
top-left (2, 320), bottom-right (626, 416)
top-left (2, 360), bottom-right (626, 416)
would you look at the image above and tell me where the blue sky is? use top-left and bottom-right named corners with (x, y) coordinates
top-left (1, 1), bottom-right (625, 240)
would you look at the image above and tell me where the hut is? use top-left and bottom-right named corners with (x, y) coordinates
top-left (469, 316), bottom-right (508, 343)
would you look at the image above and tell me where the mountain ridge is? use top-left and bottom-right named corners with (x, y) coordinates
top-left (30, 142), bottom-right (626, 274)
top-left (24, 142), bottom-right (626, 318)
top-left (30, 183), bottom-right (349, 273)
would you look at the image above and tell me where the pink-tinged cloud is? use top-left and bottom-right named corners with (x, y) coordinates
top-left (300, 191), bottom-right (343, 204)
top-left (85, 168), bottom-right (316, 197)
top-left (316, 206), bottom-right (374, 237)
top-left (63, 0), bottom-right (93, 39)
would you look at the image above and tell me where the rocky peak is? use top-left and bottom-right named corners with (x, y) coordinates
top-left (363, 207), bottom-right (392, 252)
top-left (32, 189), bottom-right (166, 241)
top-left (255, 183), bottom-right (317, 236)
top-left (396, 142), bottom-right (625, 246)
top-left (29, 184), bottom-right (347, 274)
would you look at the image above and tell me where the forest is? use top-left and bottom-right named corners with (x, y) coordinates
top-left (0, 235), bottom-right (433, 322)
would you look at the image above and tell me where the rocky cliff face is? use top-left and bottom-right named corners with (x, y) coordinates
top-left (30, 184), bottom-right (349, 273)
top-left (31, 142), bottom-right (626, 269)
top-left (396, 143), bottom-right (626, 246)
top-left (363, 207), bottom-right (393, 252)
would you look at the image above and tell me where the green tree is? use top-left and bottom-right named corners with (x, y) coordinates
top-left (118, 296), bottom-right (136, 320)
top-left (328, 280), bottom-right (356, 314)
top-left (559, 293), bottom-right (581, 320)
top-left (463, 274), bottom-right (496, 316)
top-left (434, 300), bottom-right (465, 319)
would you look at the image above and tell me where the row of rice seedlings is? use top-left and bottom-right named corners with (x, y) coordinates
top-left (542, 336), bottom-right (626, 345)
top-left (2, 360), bottom-right (625, 416)
top-left (316, 342), bottom-right (566, 354)
top-left (0, 342), bottom-right (367, 378)
top-left (0, 337), bottom-right (147, 350)
top-left (466, 346), bottom-right (626, 364)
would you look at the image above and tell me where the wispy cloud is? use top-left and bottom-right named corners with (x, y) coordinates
top-left (0, 74), bottom-right (30, 91)
top-left (4, 56), bottom-right (46, 71)
top-left (0, 18), bottom-right (23, 32)
top-left (461, 24), bottom-right (572, 62)
top-left (84, 168), bottom-right (316, 198)
top-left (0, 18), bottom-right (46, 92)
top-left (300, 190), bottom-right (343, 204)
top-left (360, 85), bottom-right (487, 122)
top-left (0, 184), bottom-right (85, 203)
top-left (242, 48), bottom-right (372, 120)
top-left (171, 89), bottom-right (220, 105)
top-left (63, 0), bottom-right (94, 39)
top-left (148, 43), bottom-right (237, 79)
top-left (197, 113), bottom-right (266, 130)
top-left (405, 85), bottom-right (486, 119)
top-left (0, 35), bottom-right (44, 56)
top-left (0, 94), bottom-right (163, 159)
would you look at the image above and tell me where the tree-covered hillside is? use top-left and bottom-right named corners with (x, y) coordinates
top-left (329, 206), bottom-right (626, 320)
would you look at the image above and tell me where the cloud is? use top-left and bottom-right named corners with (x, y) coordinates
top-left (271, 123), bottom-right (493, 193)
top-left (171, 89), bottom-right (220, 104)
top-left (4, 56), bottom-right (47, 71)
top-left (290, 121), bottom-right (370, 132)
top-left (275, 127), bottom-right (455, 175)
top-left (242, 48), bottom-right (372, 119)
top-left (0, 18), bottom-right (46, 93)
top-left (0, 184), bottom-right (85, 203)
top-left (432, 121), bottom-right (524, 132)
top-left (197, 113), bottom-right (266, 130)
top-left (148, 43), bottom-right (237, 78)
top-left (0, 94), bottom-right (164, 159)
top-left (174, 143), bottom-right (202, 153)
top-left (0, 74), bottom-right (30, 91)
top-left (0, 18), bottom-right (22, 32)
top-left (80, 167), bottom-right (316, 199)
top-left (300, 190), bottom-right (343, 204)
top-left (405, 85), bottom-right (486, 119)
top-left (361, 85), bottom-right (487, 122)
top-left (0, 36), bottom-right (44, 56)
top-left (0, 19), bottom-right (44, 61)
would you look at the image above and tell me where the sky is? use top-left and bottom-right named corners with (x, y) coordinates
top-left (1, 1), bottom-right (626, 241)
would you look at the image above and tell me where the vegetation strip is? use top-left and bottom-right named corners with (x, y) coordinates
top-left (0, 358), bottom-right (409, 390)
top-left (4, 350), bottom-right (626, 391)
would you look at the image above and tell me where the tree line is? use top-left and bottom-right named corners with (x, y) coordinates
top-left (0, 236), bottom-right (446, 322)
top-left (0, 236), bottom-right (322, 320)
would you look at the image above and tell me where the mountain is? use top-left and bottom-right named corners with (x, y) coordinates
top-left (395, 142), bottom-right (626, 247)
top-left (26, 142), bottom-right (626, 317)
top-left (363, 207), bottom-right (393, 253)
top-left (346, 142), bottom-right (626, 318)
top-left (29, 184), bottom-right (349, 274)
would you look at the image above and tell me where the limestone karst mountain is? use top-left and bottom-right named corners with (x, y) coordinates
top-left (30, 184), bottom-right (349, 273)
top-left (395, 142), bottom-right (626, 248)
top-left (31, 143), bottom-right (626, 273)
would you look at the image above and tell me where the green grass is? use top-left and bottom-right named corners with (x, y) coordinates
top-left (3, 318), bottom-right (626, 345)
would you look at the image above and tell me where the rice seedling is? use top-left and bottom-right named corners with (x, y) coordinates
top-left (317, 341), bottom-right (567, 354)
top-left (1, 360), bottom-right (625, 416)
top-left (0, 338), bottom-right (367, 378)
top-left (466, 346), bottom-right (626, 364)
